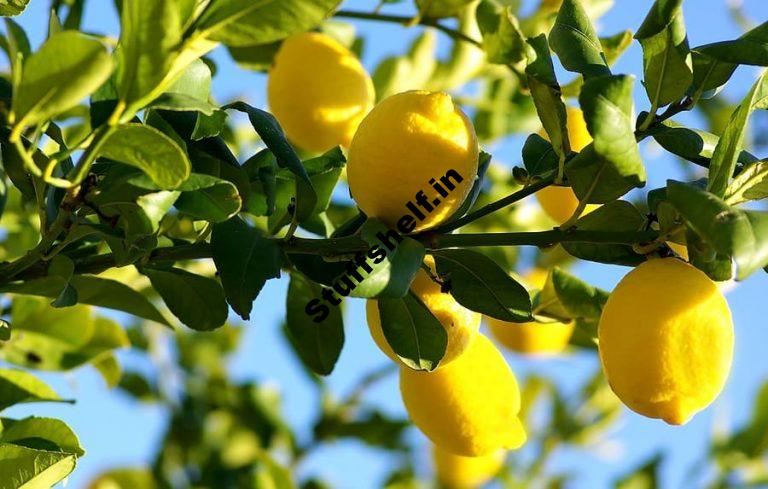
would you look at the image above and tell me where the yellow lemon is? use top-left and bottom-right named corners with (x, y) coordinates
top-left (598, 258), bottom-right (734, 425)
top-left (433, 445), bottom-right (505, 488)
top-left (267, 32), bottom-right (375, 152)
top-left (488, 318), bottom-right (574, 355)
top-left (347, 90), bottom-right (479, 232)
top-left (367, 257), bottom-right (480, 367)
top-left (535, 107), bottom-right (597, 224)
top-left (487, 268), bottom-right (574, 355)
top-left (400, 334), bottom-right (527, 456)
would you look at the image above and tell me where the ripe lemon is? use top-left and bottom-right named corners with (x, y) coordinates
top-left (433, 445), bottom-right (505, 488)
top-left (347, 90), bottom-right (479, 232)
top-left (487, 268), bottom-right (574, 355)
top-left (535, 107), bottom-right (597, 225)
top-left (488, 318), bottom-right (574, 355)
top-left (598, 258), bottom-right (734, 425)
top-left (267, 32), bottom-right (375, 152)
top-left (400, 334), bottom-right (527, 456)
top-left (367, 256), bottom-right (480, 367)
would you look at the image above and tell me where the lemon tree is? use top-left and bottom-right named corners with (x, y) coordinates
top-left (0, 0), bottom-right (767, 487)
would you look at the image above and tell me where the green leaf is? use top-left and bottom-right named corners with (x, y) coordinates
top-left (635, 0), bottom-right (692, 108)
top-left (99, 123), bottom-right (191, 189)
top-left (695, 22), bottom-right (768, 67)
top-left (567, 75), bottom-right (646, 203)
top-left (348, 219), bottom-right (425, 299)
top-left (0, 369), bottom-right (64, 411)
top-left (707, 71), bottom-right (768, 198)
top-left (143, 267), bottom-right (228, 331)
top-left (225, 102), bottom-right (317, 222)
top-left (130, 172), bottom-right (242, 222)
top-left (615, 455), bottom-right (661, 489)
top-left (549, 0), bottom-right (610, 79)
top-left (692, 22), bottom-right (768, 94)
top-left (228, 42), bottom-right (281, 72)
top-left (285, 273), bottom-right (344, 376)
top-left (720, 381), bottom-right (768, 457)
top-left (522, 134), bottom-right (559, 177)
top-left (378, 292), bottom-right (447, 371)
top-left (726, 161), bottom-right (768, 205)
top-left (647, 119), bottom-right (757, 168)
top-left (0, 321), bottom-right (9, 342)
top-left (196, 0), bottom-right (341, 47)
top-left (116, 0), bottom-right (182, 111)
top-left (92, 354), bottom-right (122, 389)
top-left (476, 2), bottom-right (526, 65)
top-left (146, 93), bottom-right (218, 115)
top-left (0, 0), bottom-right (30, 16)
top-left (211, 216), bottom-right (283, 320)
top-left (0, 275), bottom-right (171, 326)
top-left (48, 255), bottom-right (77, 308)
top-left (1, 417), bottom-right (84, 456)
top-left (432, 249), bottom-right (532, 322)
top-left (0, 443), bottom-right (77, 489)
top-left (4, 299), bottom-right (129, 370)
top-left (562, 201), bottom-right (646, 265)
top-left (12, 31), bottom-right (113, 130)
top-left (537, 267), bottom-right (609, 320)
top-left (526, 34), bottom-right (569, 161)
top-left (668, 180), bottom-right (768, 280)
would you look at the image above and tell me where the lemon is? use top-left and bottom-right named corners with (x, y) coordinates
top-left (598, 258), bottom-right (734, 425)
top-left (367, 257), bottom-right (480, 367)
top-left (267, 32), bottom-right (375, 152)
top-left (400, 334), bottom-right (526, 456)
top-left (347, 90), bottom-right (479, 232)
top-left (535, 107), bottom-right (597, 225)
top-left (488, 318), bottom-right (574, 355)
top-left (433, 445), bottom-right (505, 488)
top-left (487, 268), bottom-right (574, 355)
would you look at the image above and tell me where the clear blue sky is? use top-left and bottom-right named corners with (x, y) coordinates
top-left (4, 1), bottom-right (768, 488)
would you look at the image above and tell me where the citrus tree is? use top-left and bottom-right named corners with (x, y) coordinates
top-left (0, 0), bottom-right (767, 487)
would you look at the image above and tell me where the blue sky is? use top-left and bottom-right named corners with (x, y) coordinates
top-left (3, 1), bottom-right (768, 488)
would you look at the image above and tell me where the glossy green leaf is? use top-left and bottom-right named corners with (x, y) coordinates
top-left (100, 124), bottom-right (191, 189)
top-left (146, 93), bottom-right (218, 115)
top-left (116, 0), bottom-right (181, 111)
top-left (522, 134), bottom-right (559, 177)
top-left (12, 31), bottom-right (113, 130)
top-left (726, 161), bottom-right (768, 205)
top-left (668, 180), bottom-right (768, 280)
top-left (196, 0), bottom-right (341, 47)
top-left (0, 443), bottom-right (77, 489)
top-left (1, 417), bottom-right (84, 456)
top-left (549, 0), bottom-right (610, 79)
top-left (378, 291), bottom-right (447, 371)
top-left (647, 119), bottom-right (757, 168)
top-left (433, 249), bottom-right (532, 322)
top-left (526, 34), bottom-right (569, 161)
top-left (285, 273), bottom-right (344, 376)
top-left (211, 216), bottom-right (283, 320)
top-left (0, 0), bottom-right (29, 16)
top-left (537, 267), bottom-right (609, 321)
top-left (225, 102), bottom-right (317, 222)
top-left (563, 201), bottom-right (646, 265)
top-left (635, 0), bottom-right (692, 108)
top-left (707, 71), bottom-right (768, 198)
top-left (143, 267), bottom-right (228, 331)
top-left (476, 2), bottom-right (526, 65)
top-left (0, 275), bottom-right (171, 326)
top-left (348, 219), bottom-right (425, 299)
top-left (0, 369), bottom-right (64, 411)
top-left (567, 75), bottom-right (646, 203)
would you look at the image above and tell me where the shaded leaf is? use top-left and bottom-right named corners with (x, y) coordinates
top-left (433, 249), bottom-right (532, 322)
top-left (563, 201), bottom-right (646, 265)
top-left (378, 292), bottom-right (446, 371)
top-left (0, 369), bottom-right (64, 411)
top-left (285, 273), bottom-right (344, 376)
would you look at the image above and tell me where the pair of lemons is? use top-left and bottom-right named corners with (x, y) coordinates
top-left (268, 30), bottom-right (734, 486)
